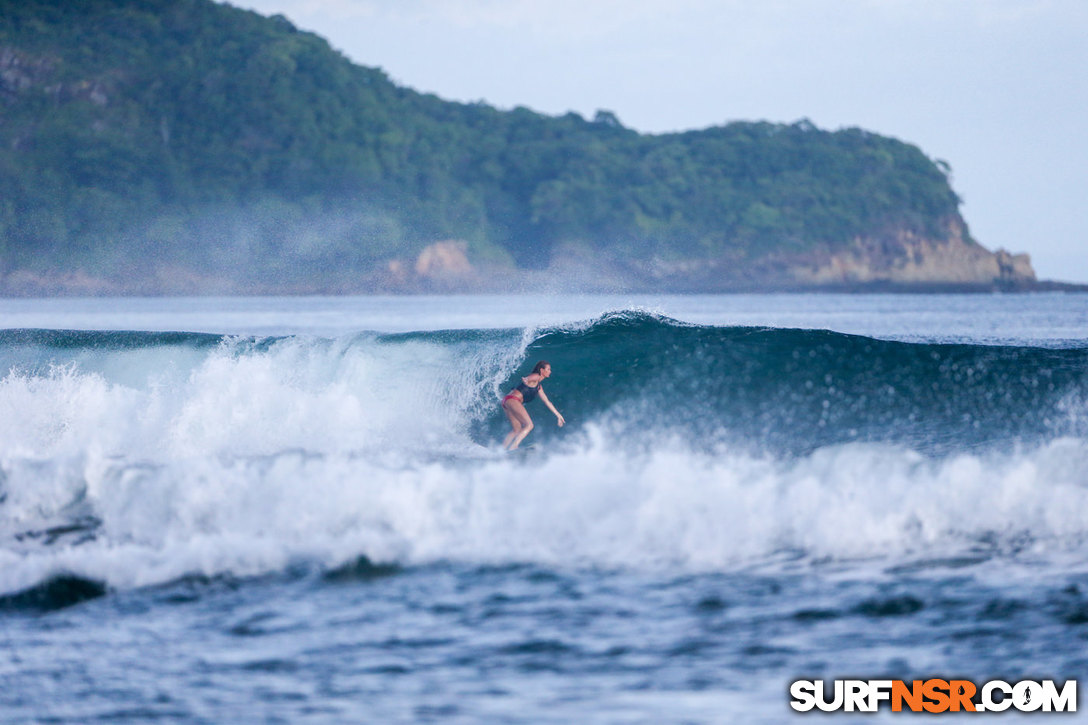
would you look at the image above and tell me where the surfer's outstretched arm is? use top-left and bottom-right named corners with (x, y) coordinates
top-left (538, 389), bottom-right (564, 427)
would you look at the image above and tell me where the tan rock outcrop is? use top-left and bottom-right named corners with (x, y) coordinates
top-left (372, 240), bottom-right (483, 292)
top-left (791, 220), bottom-right (1035, 285)
top-left (414, 240), bottom-right (473, 279)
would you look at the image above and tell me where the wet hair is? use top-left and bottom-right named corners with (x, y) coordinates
top-left (531, 360), bottom-right (550, 375)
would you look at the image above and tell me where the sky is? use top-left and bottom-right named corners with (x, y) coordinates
top-left (234, 0), bottom-right (1088, 283)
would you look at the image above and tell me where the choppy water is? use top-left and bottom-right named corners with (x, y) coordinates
top-left (1, 293), bottom-right (1086, 722)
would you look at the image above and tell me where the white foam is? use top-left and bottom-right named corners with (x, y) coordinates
top-left (0, 331), bottom-right (531, 459)
top-left (3, 411), bottom-right (1088, 595)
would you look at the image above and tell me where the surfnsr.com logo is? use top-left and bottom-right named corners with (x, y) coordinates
top-left (790, 679), bottom-right (1077, 713)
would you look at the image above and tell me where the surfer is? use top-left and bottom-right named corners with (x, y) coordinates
top-left (501, 360), bottom-right (564, 450)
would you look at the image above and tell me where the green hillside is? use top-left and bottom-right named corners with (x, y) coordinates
top-left (0, 0), bottom-right (969, 292)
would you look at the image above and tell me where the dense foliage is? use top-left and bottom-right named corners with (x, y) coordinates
top-left (0, 0), bottom-right (965, 287)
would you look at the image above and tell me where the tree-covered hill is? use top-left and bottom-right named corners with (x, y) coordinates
top-left (0, 0), bottom-right (1030, 293)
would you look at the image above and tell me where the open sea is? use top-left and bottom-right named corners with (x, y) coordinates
top-left (1, 293), bottom-right (1086, 723)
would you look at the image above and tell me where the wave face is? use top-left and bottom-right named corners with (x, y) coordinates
top-left (498, 312), bottom-right (1088, 454)
top-left (2, 312), bottom-right (1087, 596)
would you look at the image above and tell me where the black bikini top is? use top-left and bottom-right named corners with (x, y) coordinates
top-left (515, 380), bottom-right (541, 403)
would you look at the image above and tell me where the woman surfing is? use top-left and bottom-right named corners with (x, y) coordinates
top-left (501, 360), bottom-right (564, 450)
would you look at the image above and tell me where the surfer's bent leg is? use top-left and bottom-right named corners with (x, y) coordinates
top-left (502, 407), bottom-right (521, 449)
top-left (502, 399), bottom-right (533, 450)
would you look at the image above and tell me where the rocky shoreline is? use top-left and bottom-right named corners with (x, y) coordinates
top-left (2, 264), bottom-right (1082, 298)
top-left (2, 224), bottom-right (1080, 297)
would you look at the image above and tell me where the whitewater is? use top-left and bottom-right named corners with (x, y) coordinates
top-left (1, 293), bottom-right (1086, 723)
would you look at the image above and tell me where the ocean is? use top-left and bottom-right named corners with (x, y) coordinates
top-left (1, 293), bottom-right (1086, 723)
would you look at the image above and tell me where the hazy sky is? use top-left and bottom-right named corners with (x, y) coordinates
top-left (235, 0), bottom-right (1088, 283)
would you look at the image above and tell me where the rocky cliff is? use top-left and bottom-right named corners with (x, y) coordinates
top-left (528, 218), bottom-right (1039, 293)
top-left (781, 219), bottom-right (1035, 288)
top-left (358, 220), bottom-right (1038, 294)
